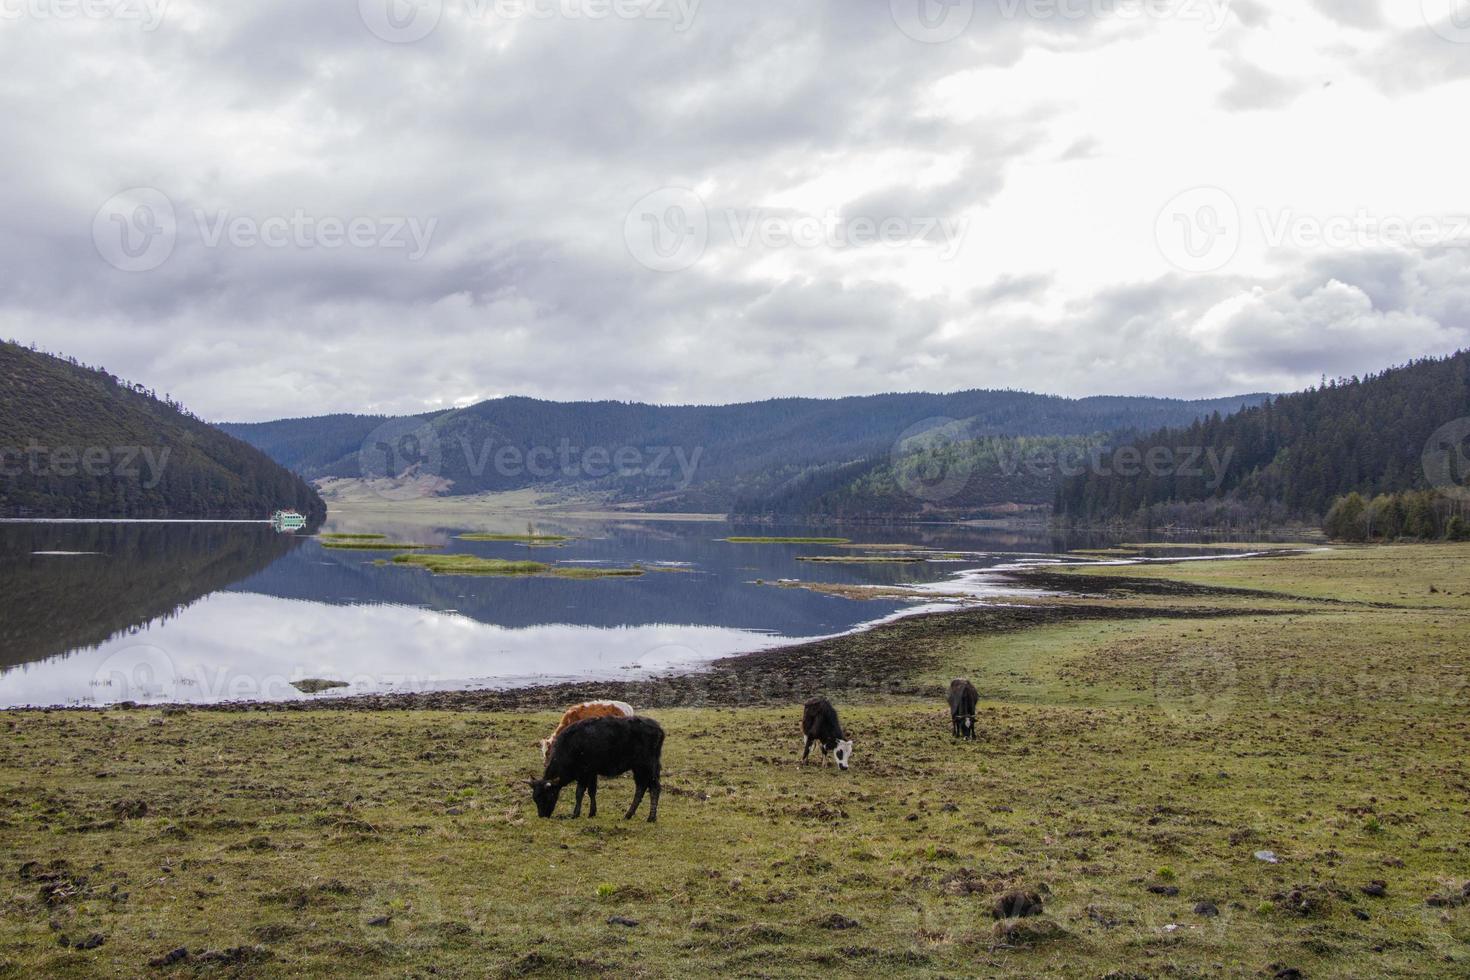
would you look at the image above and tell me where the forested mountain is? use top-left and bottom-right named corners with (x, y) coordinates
top-left (1054, 351), bottom-right (1470, 531)
top-left (223, 390), bottom-right (1268, 513)
top-left (0, 341), bottom-right (325, 520)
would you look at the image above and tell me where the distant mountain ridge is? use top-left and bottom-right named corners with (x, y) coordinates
top-left (0, 341), bottom-right (326, 520)
top-left (222, 389), bottom-right (1271, 514)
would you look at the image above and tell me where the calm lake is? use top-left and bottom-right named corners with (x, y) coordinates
top-left (0, 519), bottom-right (1123, 708)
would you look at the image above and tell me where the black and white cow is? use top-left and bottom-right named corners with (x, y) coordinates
top-left (948, 679), bottom-right (978, 740)
top-left (800, 697), bottom-right (854, 771)
top-left (527, 715), bottom-right (664, 822)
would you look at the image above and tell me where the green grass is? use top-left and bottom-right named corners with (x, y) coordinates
top-left (795, 556), bottom-right (928, 564)
top-left (3, 544), bottom-right (1469, 977)
top-left (320, 541), bottom-right (440, 551)
top-left (390, 554), bottom-right (643, 579)
top-left (722, 536), bottom-right (852, 544)
top-left (391, 554), bottom-right (549, 576)
top-left (456, 533), bottom-right (572, 544)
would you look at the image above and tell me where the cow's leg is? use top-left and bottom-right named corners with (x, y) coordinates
top-left (572, 779), bottom-right (587, 818)
top-left (625, 776), bottom-right (647, 820)
top-left (801, 736), bottom-right (814, 763)
top-left (587, 775), bottom-right (598, 818)
top-left (647, 770), bottom-right (661, 824)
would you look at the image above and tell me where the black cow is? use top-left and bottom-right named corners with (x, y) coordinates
top-left (801, 697), bottom-right (854, 770)
top-left (527, 715), bottom-right (664, 822)
top-left (948, 679), bottom-right (978, 739)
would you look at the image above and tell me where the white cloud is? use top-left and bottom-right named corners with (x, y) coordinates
top-left (1, 0), bottom-right (1468, 420)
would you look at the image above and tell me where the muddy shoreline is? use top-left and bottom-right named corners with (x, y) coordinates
top-left (73, 570), bottom-right (1299, 715)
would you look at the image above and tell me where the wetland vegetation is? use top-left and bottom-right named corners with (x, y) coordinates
top-left (3, 544), bottom-right (1468, 976)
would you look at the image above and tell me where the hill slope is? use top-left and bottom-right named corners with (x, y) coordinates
top-left (0, 342), bottom-right (326, 520)
top-left (1054, 350), bottom-right (1470, 529)
top-left (223, 391), bottom-right (1269, 513)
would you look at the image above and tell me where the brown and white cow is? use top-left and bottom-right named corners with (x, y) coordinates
top-left (540, 700), bottom-right (636, 760)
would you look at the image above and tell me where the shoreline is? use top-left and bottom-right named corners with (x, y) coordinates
top-left (60, 565), bottom-right (1299, 716)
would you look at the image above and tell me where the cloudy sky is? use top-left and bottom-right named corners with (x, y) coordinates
top-left (2, 0), bottom-right (1468, 421)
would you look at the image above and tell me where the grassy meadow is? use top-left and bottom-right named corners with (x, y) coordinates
top-left (2, 544), bottom-right (1469, 977)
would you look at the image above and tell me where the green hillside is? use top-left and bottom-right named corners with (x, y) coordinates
top-left (0, 342), bottom-right (325, 520)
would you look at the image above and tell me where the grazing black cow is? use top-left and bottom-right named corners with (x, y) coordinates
top-left (800, 697), bottom-right (854, 771)
top-left (948, 679), bottom-right (978, 740)
top-left (527, 715), bottom-right (664, 822)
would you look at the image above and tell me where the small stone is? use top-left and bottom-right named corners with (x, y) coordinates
top-left (1353, 908), bottom-right (1370, 921)
top-left (1361, 881), bottom-right (1387, 898)
top-left (1193, 901), bottom-right (1219, 917)
top-left (366, 915), bottom-right (391, 927)
top-left (1255, 850), bottom-right (1280, 864)
top-left (1148, 884), bottom-right (1180, 897)
top-left (607, 916), bottom-right (639, 928)
top-left (74, 933), bottom-right (105, 950)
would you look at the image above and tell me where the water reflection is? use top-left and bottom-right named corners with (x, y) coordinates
top-left (0, 520), bottom-right (1094, 707)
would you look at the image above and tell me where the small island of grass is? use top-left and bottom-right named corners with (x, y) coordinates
top-left (318, 533), bottom-right (387, 541)
top-left (722, 536), bottom-right (851, 545)
top-left (290, 678), bottom-right (350, 694)
top-left (456, 533), bottom-right (573, 544)
top-left (391, 553), bottom-right (643, 579)
top-left (321, 540), bottom-right (441, 551)
top-left (795, 555), bottom-right (928, 564)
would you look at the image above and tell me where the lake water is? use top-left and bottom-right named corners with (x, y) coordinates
top-left (0, 519), bottom-right (1114, 708)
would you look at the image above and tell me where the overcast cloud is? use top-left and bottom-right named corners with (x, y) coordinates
top-left (1, 0), bottom-right (1467, 421)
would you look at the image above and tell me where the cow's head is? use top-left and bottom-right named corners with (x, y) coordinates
top-left (527, 779), bottom-right (562, 817)
top-left (833, 739), bottom-right (854, 771)
top-left (538, 737), bottom-right (553, 761)
top-left (962, 715), bottom-right (975, 737)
